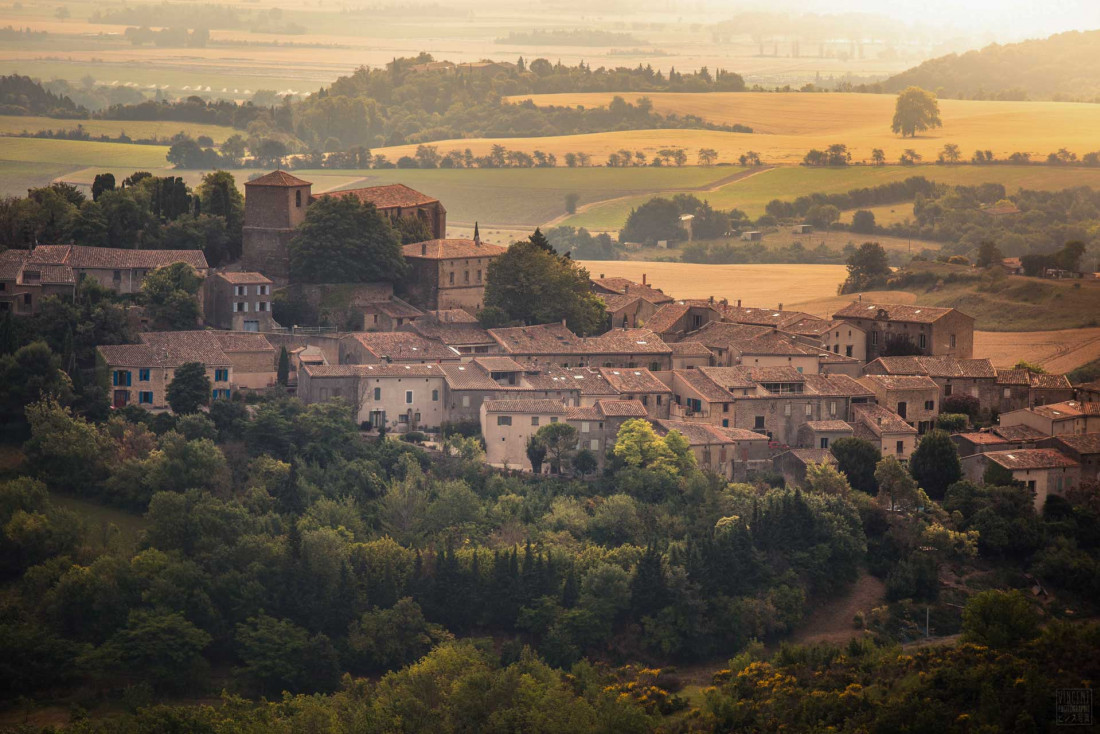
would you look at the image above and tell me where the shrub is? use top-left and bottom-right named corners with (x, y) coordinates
top-left (401, 431), bottom-right (427, 444)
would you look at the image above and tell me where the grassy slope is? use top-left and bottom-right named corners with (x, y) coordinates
top-left (0, 115), bottom-right (238, 143)
top-left (0, 137), bottom-right (170, 168)
top-left (564, 164), bottom-right (1100, 230)
top-left (0, 160), bottom-right (83, 196)
top-left (51, 493), bottom-right (148, 552)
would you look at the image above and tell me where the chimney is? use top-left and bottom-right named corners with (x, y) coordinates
top-left (421, 243), bottom-right (427, 256)
top-left (624, 284), bottom-right (629, 292)
top-left (600, 273), bottom-right (605, 279)
top-left (473, 221), bottom-right (480, 246)
top-left (709, 295), bottom-right (714, 304)
top-left (737, 299), bottom-right (742, 307)
top-left (642, 273), bottom-right (647, 285)
top-left (778, 303), bottom-right (783, 311)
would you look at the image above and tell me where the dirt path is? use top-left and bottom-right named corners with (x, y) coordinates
top-left (790, 572), bottom-right (886, 646)
top-left (538, 165), bottom-right (777, 230)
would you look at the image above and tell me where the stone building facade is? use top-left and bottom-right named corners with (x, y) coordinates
top-left (401, 237), bottom-right (506, 311)
top-left (833, 302), bottom-right (974, 361)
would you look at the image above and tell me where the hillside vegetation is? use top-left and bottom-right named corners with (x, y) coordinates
top-left (883, 30), bottom-right (1100, 101)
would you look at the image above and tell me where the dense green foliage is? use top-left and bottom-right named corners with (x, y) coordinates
top-left (288, 196), bottom-right (407, 284)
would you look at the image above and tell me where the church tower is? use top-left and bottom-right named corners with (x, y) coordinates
top-left (241, 170), bottom-right (313, 281)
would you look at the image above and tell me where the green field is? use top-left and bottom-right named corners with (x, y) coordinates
top-left (0, 159), bottom-right (83, 196)
top-left (0, 137), bottom-right (170, 168)
top-left (0, 115), bottom-right (238, 143)
top-left (563, 164), bottom-right (1100, 230)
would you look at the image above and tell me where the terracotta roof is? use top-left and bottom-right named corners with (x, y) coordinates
top-left (1077, 380), bottom-right (1100, 392)
top-left (21, 244), bottom-right (208, 271)
top-left (869, 356), bottom-right (996, 379)
top-left (521, 367), bottom-right (616, 396)
top-left (804, 374), bottom-right (875, 398)
top-left (682, 321), bottom-right (772, 349)
top-left (366, 300), bottom-right (424, 319)
top-left (26, 263), bottom-right (75, 284)
top-left (592, 277), bottom-right (673, 305)
top-left (304, 363), bottom-right (445, 378)
top-left (99, 331), bottom-right (230, 368)
top-left (991, 425), bottom-right (1048, 441)
top-left (782, 317), bottom-right (837, 337)
top-left (698, 366), bottom-right (757, 390)
top-left (780, 448), bottom-right (838, 466)
top-left (749, 366), bottom-right (806, 383)
top-left (424, 309), bottom-right (478, 324)
top-left (214, 333), bottom-right (274, 353)
top-left (598, 293), bottom-right (642, 312)
top-left (984, 448), bottom-right (1078, 470)
top-left (323, 183), bottom-right (437, 209)
top-left (668, 341), bottom-right (713, 357)
top-left (995, 369), bottom-right (1030, 386)
top-left (805, 420), bottom-right (854, 432)
top-left (853, 404), bottom-right (916, 435)
top-left (490, 323), bottom-right (585, 354)
top-left (483, 399), bottom-right (568, 414)
top-left (1052, 433), bottom-right (1100, 455)
top-left (716, 426), bottom-right (771, 442)
top-left (439, 363), bottom-right (500, 390)
top-left (720, 305), bottom-right (815, 329)
top-left (473, 356), bottom-right (526, 372)
top-left (598, 367), bottom-right (670, 394)
top-left (674, 369), bottom-right (734, 402)
top-left (1030, 373), bottom-right (1072, 390)
top-left (834, 301), bottom-right (967, 324)
top-left (593, 399), bottom-right (649, 418)
top-left (643, 303), bottom-right (691, 334)
top-left (737, 331), bottom-right (818, 356)
top-left (586, 328), bottom-right (671, 355)
top-left (652, 419), bottom-right (763, 446)
top-left (402, 238), bottom-right (506, 259)
top-left (216, 271), bottom-right (272, 284)
top-left (246, 170), bottom-right (311, 187)
top-left (956, 431), bottom-right (1014, 446)
top-left (1030, 401), bottom-right (1100, 419)
top-left (566, 405), bottom-right (602, 421)
top-left (348, 332), bottom-right (460, 361)
top-left (860, 374), bottom-right (939, 391)
top-left (0, 259), bottom-right (22, 279)
top-left (407, 319), bottom-right (493, 347)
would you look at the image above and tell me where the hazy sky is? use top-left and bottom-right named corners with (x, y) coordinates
top-left (755, 0), bottom-right (1100, 39)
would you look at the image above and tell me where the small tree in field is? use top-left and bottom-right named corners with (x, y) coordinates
top-left (167, 362), bottom-right (211, 414)
top-left (891, 86), bottom-right (942, 138)
top-left (564, 192), bottom-right (580, 214)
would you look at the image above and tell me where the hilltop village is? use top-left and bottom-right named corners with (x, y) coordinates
top-left (3, 170), bottom-right (1094, 509)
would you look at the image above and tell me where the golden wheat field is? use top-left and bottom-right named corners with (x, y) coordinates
top-left (382, 93), bottom-right (1100, 165)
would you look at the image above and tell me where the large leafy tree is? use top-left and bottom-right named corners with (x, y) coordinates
top-left (166, 362), bottom-right (211, 415)
top-left (830, 437), bottom-right (881, 495)
top-left (535, 422), bottom-right (578, 475)
top-left (197, 170), bottom-right (244, 262)
top-left (483, 234), bottom-right (608, 335)
top-left (891, 86), bottom-right (942, 138)
top-left (908, 429), bottom-right (962, 500)
top-left (141, 262), bottom-right (203, 330)
top-left (289, 195), bottom-right (407, 284)
top-left (619, 197), bottom-right (684, 246)
top-left (843, 242), bottom-right (890, 292)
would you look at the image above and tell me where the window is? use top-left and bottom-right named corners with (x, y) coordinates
top-left (405, 390), bottom-right (413, 404)
top-left (258, 285), bottom-right (269, 296)
top-left (950, 334), bottom-right (957, 348)
top-left (234, 285), bottom-right (247, 296)
top-left (550, 416), bottom-right (558, 423)
top-left (833, 345), bottom-right (839, 353)
top-left (212, 389), bottom-right (230, 400)
top-left (214, 369), bottom-right (228, 382)
top-left (896, 440), bottom-right (904, 454)
top-left (497, 415), bottom-right (512, 426)
top-left (656, 395), bottom-right (662, 405)
top-left (918, 334), bottom-right (927, 349)
top-left (139, 391), bottom-right (153, 404)
top-left (373, 387), bottom-right (381, 400)
top-left (113, 269), bottom-right (121, 280)
top-left (687, 398), bottom-right (702, 412)
top-left (722, 419), bottom-right (729, 427)
top-left (846, 345), bottom-right (853, 357)
top-left (464, 271), bottom-right (469, 283)
top-left (462, 396), bottom-right (470, 407)
top-left (754, 416), bottom-right (765, 429)
top-left (925, 400), bottom-right (935, 410)
top-left (531, 416), bottom-right (540, 426)
top-left (22, 293), bottom-right (31, 306)
top-left (590, 439), bottom-right (599, 451)
top-left (256, 302), bottom-right (268, 312)
top-left (871, 331), bottom-right (878, 345)
top-left (805, 403), bottom-right (812, 416)
top-left (1003, 388), bottom-right (1011, 399)
top-left (641, 395), bottom-right (649, 406)
top-left (784, 403), bottom-right (791, 416)
top-left (477, 270), bottom-right (482, 282)
top-left (820, 437), bottom-right (829, 449)
top-left (449, 272), bottom-right (455, 285)
top-left (112, 370), bottom-right (131, 387)
top-left (723, 402), bottom-right (730, 413)
top-left (829, 401), bottom-right (837, 416)
top-left (581, 421), bottom-right (590, 433)
top-left (944, 383), bottom-right (953, 396)
top-left (897, 401), bottom-right (907, 419)
top-left (432, 389), bottom-right (439, 402)
top-left (295, 190), bottom-right (302, 207)
top-left (234, 302), bottom-right (248, 313)
top-left (139, 369), bottom-right (150, 382)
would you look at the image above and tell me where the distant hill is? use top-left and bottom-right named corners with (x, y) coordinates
top-left (883, 30), bottom-right (1100, 101)
top-left (0, 75), bottom-right (85, 117)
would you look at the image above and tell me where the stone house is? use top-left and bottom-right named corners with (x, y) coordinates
top-left (773, 448), bottom-right (838, 487)
top-left (203, 272), bottom-right (275, 331)
top-left (1078, 380), bottom-right (1100, 404)
top-left (999, 401), bottom-right (1100, 437)
top-left (566, 400), bottom-right (649, 466)
top-left (0, 257), bottom-right (75, 315)
top-left (403, 309), bottom-right (497, 355)
top-left (591, 276), bottom-right (673, 307)
top-left (785, 317), bottom-right (868, 364)
top-left (598, 367), bottom-right (672, 419)
top-left (863, 356), bottom-right (999, 417)
top-left (481, 399), bottom-right (570, 469)
top-left (718, 304), bottom-right (816, 330)
top-left (796, 420), bottom-right (855, 450)
top-left (833, 302), bottom-right (974, 361)
top-left (488, 324), bottom-right (673, 370)
top-left (401, 236), bottom-right (506, 311)
top-left (952, 424), bottom-right (1047, 457)
top-left (858, 374), bottom-right (939, 434)
top-left (298, 362), bottom-right (447, 431)
top-left (668, 341), bottom-right (714, 370)
top-left (597, 294), bottom-right (654, 331)
top-left (1042, 433), bottom-right (1100, 484)
top-left (994, 369), bottom-right (1075, 413)
top-left (339, 332), bottom-right (462, 365)
top-left (851, 403), bottom-right (919, 461)
top-left (96, 331), bottom-right (252, 410)
top-left (651, 419), bottom-right (770, 480)
top-left (362, 298), bottom-right (423, 332)
top-left (960, 449), bottom-right (1080, 510)
top-left (680, 322), bottom-right (774, 366)
top-left (642, 300), bottom-right (722, 341)
top-left (210, 332), bottom-right (277, 390)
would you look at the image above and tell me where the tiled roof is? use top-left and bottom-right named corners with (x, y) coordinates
top-left (402, 238), bottom-right (506, 259)
top-left (407, 319), bottom-right (493, 346)
top-left (323, 183), bottom-right (438, 209)
top-left (366, 299), bottom-right (424, 319)
top-left (490, 323), bottom-right (585, 354)
top-left (985, 448), bottom-right (1078, 470)
top-left (652, 419), bottom-right (763, 446)
top-left (643, 303), bottom-right (691, 334)
top-left (598, 367), bottom-right (670, 394)
top-left (698, 366), bottom-right (757, 390)
top-left (521, 367), bottom-right (616, 396)
top-left (439, 363), bottom-right (501, 390)
top-left (304, 363), bottom-right (445, 378)
top-left (214, 333), bottom-right (274, 353)
top-left (956, 431), bottom-right (1013, 445)
top-left (592, 277), bottom-right (673, 305)
top-left (216, 271), bottom-right (272, 284)
top-left (675, 369), bottom-right (734, 402)
top-left (860, 374), bottom-right (939, 391)
top-left (99, 331), bottom-right (230, 368)
top-left (720, 305), bottom-right (815, 329)
top-left (598, 293), bottom-right (642, 312)
top-left (594, 399), bottom-right (649, 418)
top-left (245, 170), bottom-right (311, 187)
top-left (349, 332), bottom-right (460, 361)
top-left (483, 399), bottom-right (569, 414)
top-left (833, 301), bottom-right (967, 324)
top-left (586, 328), bottom-right (671, 355)
top-left (424, 309), bottom-right (478, 324)
top-left (473, 356), bottom-right (526, 372)
top-left (782, 448), bottom-right (839, 465)
top-left (853, 404), bottom-right (916, 435)
top-left (716, 426), bottom-right (771, 441)
top-left (21, 244), bottom-right (209, 271)
top-left (566, 405), bottom-right (602, 421)
top-left (782, 317), bottom-right (837, 337)
top-left (737, 331), bottom-right (818, 356)
top-left (1052, 433), bottom-right (1100, 455)
top-left (805, 420), bottom-right (854, 432)
top-left (995, 369), bottom-right (1030, 386)
top-left (869, 356), bottom-right (996, 379)
top-left (749, 366), bottom-right (806, 383)
top-left (1030, 373), bottom-right (1072, 390)
top-left (804, 374), bottom-right (875, 398)
top-left (991, 425), bottom-right (1048, 441)
top-left (682, 321), bottom-right (772, 349)
top-left (28, 263), bottom-right (75, 284)
top-left (668, 341), bottom-right (713, 357)
top-left (1030, 401), bottom-right (1100, 419)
